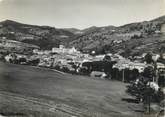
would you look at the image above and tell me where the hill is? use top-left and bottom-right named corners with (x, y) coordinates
top-left (0, 62), bottom-right (141, 117)
top-left (0, 39), bottom-right (39, 54)
top-left (69, 15), bottom-right (165, 56)
top-left (0, 15), bottom-right (165, 56)
top-left (0, 20), bottom-right (75, 50)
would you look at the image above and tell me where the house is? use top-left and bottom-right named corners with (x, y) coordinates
top-left (68, 47), bottom-right (80, 54)
top-left (95, 55), bottom-right (105, 61)
top-left (152, 54), bottom-right (160, 62)
top-left (131, 62), bottom-right (146, 73)
top-left (162, 53), bottom-right (165, 59)
top-left (157, 62), bottom-right (165, 69)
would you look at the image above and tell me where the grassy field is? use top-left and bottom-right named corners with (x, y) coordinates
top-left (0, 62), bottom-right (143, 117)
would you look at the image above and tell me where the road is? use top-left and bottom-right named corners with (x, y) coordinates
top-left (0, 62), bottom-right (142, 117)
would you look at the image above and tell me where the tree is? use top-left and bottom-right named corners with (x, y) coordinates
top-left (143, 66), bottom-right (155, 82)
top-left (103, 55), bottom-right (111, 62)
top-left (144, 53), bottom-right (154, 64)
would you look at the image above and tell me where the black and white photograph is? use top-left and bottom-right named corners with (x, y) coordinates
top-left (0, 0), bottom-right (165, 117)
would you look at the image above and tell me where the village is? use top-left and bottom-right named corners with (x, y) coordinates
top-left (3, 44), bottom-right (165, 78)
top-left (1, 43), bottom-right (165, 116)
top-left (1, 44), bottom-right (164, 80)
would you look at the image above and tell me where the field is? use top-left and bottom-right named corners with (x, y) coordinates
top-left (0, 62), bottom-right (143, 117)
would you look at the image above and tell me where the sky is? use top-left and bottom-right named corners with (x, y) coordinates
top-left (0, 0), bottom-right (164, 29)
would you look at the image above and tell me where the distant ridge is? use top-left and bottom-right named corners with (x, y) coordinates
top-left (0, 15), bottom-right (165, 56)
top-left (69, 15), bottom-right (165, 56)
top-left (0, 19), bottom-right (76, 50)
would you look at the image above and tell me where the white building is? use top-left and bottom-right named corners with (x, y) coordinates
top-left (52, 45), bottom-right (80, 54)
top-left (33, 49), bottom-right (51, 55)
